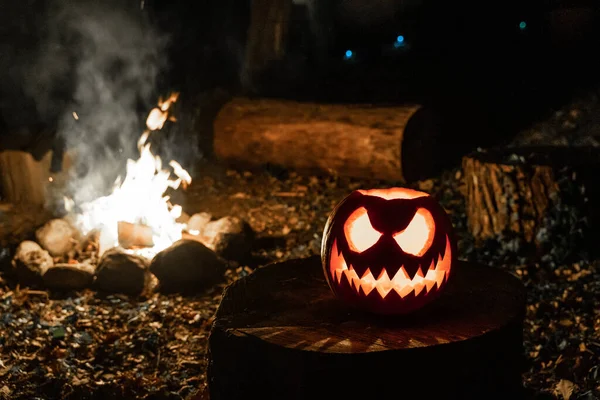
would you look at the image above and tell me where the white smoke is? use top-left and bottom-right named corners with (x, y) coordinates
top-left (27, 0), bottom-right (168, 205)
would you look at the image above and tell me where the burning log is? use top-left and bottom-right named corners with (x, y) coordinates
top-left (207, 256), bottom-right (526, 399)
top-left (117, 221), bottom-right (154, 249)
top-left (462, 146), bottom-right (600, 252)
top-left (213, 97), bottom-right (443, 182)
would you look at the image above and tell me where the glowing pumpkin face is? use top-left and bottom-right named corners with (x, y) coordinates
top-left (321, 187), bottom-right (456, 315)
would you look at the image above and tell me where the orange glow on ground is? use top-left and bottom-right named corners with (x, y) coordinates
top-left (357, 187), bottom-right (428, 200)
top-left (393, 208), bottom-right (435, 256)
top-left (343, 207), bottom-right (382, 252)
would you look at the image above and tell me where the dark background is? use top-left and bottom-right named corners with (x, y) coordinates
top-left (1, 0), bottom-right (599, 161)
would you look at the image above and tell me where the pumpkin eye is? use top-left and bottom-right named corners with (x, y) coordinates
top-left (393, 208), bottom-right (435, 257)
top-left (344, 207), bottom-right (382, 253)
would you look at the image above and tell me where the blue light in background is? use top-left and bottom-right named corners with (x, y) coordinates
top-left (394, 34), bottom-right (406, 49)
top-left (344, 49), bottom-right (353, 60)
top-left (519, 21), bottom-right (527, 30)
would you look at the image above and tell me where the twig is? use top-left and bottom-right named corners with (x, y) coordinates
top-left (273, 192), bottom-right (305, 197)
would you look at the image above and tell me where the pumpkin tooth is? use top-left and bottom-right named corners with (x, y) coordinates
top-left (438, 237), bottom-right (453, 282)
top-left (412, 267), bottom-right (426, 296)
top-left (375, 270), bottom-right (393, 298)
top-left (344, 266), bottom-right (361, 292)
top-left (335, 269), bottom-right (343, 284)
top-left (391, 266), bottom-right (410, 288)
top-left (435, 269), bottom-right (445, 288)
top-left (359, 269), bottom-right (376, 296)
top-left (397, 283), bottom-right (414, 298)
top-left (424, 261), bottom-right (438, 292)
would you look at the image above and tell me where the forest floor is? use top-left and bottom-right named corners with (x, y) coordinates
top-left (0, 161), bottom-right (598, 400)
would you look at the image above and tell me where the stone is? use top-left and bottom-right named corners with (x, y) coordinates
top-left (11, 240), bottom-right (53, 285)
top-left (202, 217), bottom-right (255, 262)
top-left (95, 248), bottom-right (150, 295)
top-left (43, 262), bottom-right (95, 291)
top-left (35, 218), bottom-right (79, 257)
top-left (149, 239), bottom-right (225, 293)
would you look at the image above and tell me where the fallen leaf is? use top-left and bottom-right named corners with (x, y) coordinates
top-left (555, 379), bottom-right (575, 400)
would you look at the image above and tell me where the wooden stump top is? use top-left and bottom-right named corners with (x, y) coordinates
top-left (215, 256), bottom-right (525, 354)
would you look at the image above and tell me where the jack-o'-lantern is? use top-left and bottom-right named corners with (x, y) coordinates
top-left (321, 187), bottom-right (456, 315)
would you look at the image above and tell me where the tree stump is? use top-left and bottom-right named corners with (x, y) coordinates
top-left (0, 150), bottom-right (53, 207)
top-left (462, 146), bottom-right (600, 248)
top-left (207, 256), bottom-right (526, 400)
top-left (213, 97), bottom-right (442, 182)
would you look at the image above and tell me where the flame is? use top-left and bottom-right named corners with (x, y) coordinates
top-left (69, 92), bottom-right (191, 259)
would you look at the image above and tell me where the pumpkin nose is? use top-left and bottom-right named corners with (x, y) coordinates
top-left (364, 235), bottom-right (404, 279)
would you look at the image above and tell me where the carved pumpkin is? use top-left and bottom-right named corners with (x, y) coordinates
top-left (321, 187), bottom-right (456, 315)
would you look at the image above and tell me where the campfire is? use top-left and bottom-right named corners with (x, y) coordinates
top-left (67, 91), bottom-right (191, 260)
top-left (11, 93), bottom-right (254, 294)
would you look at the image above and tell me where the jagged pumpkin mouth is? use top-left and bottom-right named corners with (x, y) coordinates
top-left (329, 236), bottom-right (452, 299)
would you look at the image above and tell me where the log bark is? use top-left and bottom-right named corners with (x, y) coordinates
top-left (213, 97), bottom-right (442, 182)
top-left (207, 256), bottom-right (526, 400)
top-left (462, 146), bottom-right (600, 246)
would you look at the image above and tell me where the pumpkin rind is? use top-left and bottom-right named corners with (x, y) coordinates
top-left (321, 187), bottom-right (457, 315)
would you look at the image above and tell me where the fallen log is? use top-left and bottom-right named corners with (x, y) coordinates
top-left (462, 146), bottom-right (600, 250)
top-left (207, 256), bottom-right (526, 400)
top-left (117, 221), bottom-right (154, 249)
top-left (213, 97), bottom-right (442, 182)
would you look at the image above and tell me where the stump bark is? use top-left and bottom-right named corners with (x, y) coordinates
top-left (0, 149), bottom-right (73, 208)
top-left (462, 146), bottom-right (600, 246)
top-left (213, 97), bottom-right (442, 182)
top-left (0, 150), bottom-right (52, 206)
top-left (207, 256), bottom-right (526, 400)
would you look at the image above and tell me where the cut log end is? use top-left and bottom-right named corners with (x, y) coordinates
top-left (207, 256), bottom-right (526, 400)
